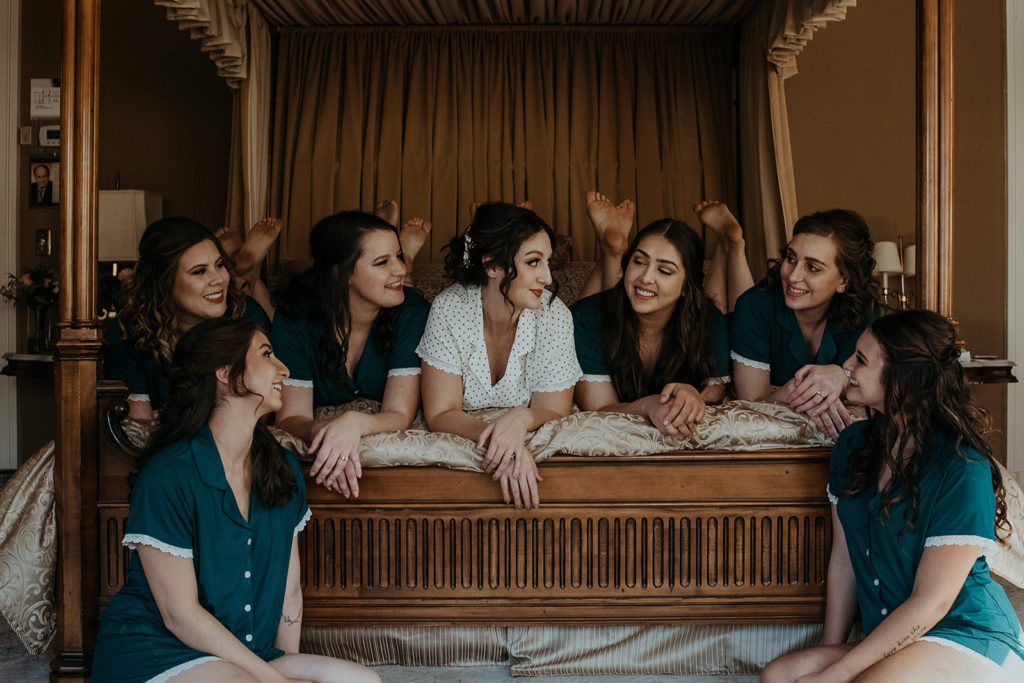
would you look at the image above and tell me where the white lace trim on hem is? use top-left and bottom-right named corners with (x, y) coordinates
top-left (127, 393), bottom-right (150, 403)
top-left (579, 374), bottom-right (612, 384)
top-left (533, 375), bottom-right (583, 395)
top-left (294, 507), bottom-right (312, 536)
top-left (826, 484), bottom-right (839, 506)
top-left (924, 534), bottom-right (998, 556)
top-left (147, 656), bottom-right (221, 683)
top-left (282, 378), bottom-right (313, 388)
top-left (707, 375), bottom-right (732, 386)
top-left (917, 637), bottom-right (1001, 670)
top-left (730, 351), bottom-right (770, 371)
top-left (387, 367), bottom-right (421, 377)
top-left (123, 534), bottom-right (193, 559)
top-left (418, 355), bottom-right (461, 377)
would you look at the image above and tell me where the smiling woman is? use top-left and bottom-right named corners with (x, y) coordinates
top-left (271, 211), bottom-right (429, 498)
top-left (103, 217), bottom-right (272, 421)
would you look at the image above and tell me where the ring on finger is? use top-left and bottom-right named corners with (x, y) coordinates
top-left (816, 390), bottom-right (824, 397)
top-left (340, 455), bottom-right (349, 461)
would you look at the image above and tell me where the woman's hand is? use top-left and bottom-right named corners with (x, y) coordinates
top-left (789, 364), bottom-right (848, 414)
top-left (309, 412), bottom-right (365, 497)
top-left (811, 400), bottom-right (854, 440)
top-left (497, 448), bottom-right (543, 509)
top-left (647, 383), bottom-right (706, 436)
top-left (478, 407), bottom-right (532, 475)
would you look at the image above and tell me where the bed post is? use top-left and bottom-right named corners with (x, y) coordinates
top-left (917, 0), bottom-right (954, 315)
top-left (51, 0), bottom-right (102, 679)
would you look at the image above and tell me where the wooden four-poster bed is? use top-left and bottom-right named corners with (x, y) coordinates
top-left (47, 0), bottom-right (958, 679)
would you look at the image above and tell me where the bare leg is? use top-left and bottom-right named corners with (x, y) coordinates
top-left (580, 190), bottom-right (634, 298)
top-left (693, 200), bottom-right (754, 313)
top-left (857, 640), bottom-right (1019, 683)
top-left (233, 217), bottom-right (282, 320)
top-left (271, 652), bottom-right (381, 683)
top-left (399, 216), bottom-right (431, 283)
top-left (760, 644), bottom-right (851, 683)
top-left (373, 198), bottom-right (399, 227)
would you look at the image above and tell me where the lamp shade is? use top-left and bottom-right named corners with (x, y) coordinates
top-left (98, 190), bottom-right (162, 262)
top-left (903, 244), bottom-right (916, 277)
top-left (872, 241), bottom-right (902, 274)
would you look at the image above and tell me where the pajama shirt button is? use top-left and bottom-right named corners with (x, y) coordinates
top-left (244, 604), bottom-right (251, 612)
top-left (244, 570), bottom-right (251, 579)
top-left (881, 608), bottom-right (888, 616)
top-left (873, 579), bottom-right (879, 586)
top-left (245, 634), bottom-right (253, 642)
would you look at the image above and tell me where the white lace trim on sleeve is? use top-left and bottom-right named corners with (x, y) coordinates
top-left (387, 367), bottom-right (421, 377)
top-left (826, 484), bottom-right (839, 505)
top-left (127, 393), bottom-right (150, 403)
top-left (707, 375), bottom-right (732, 386)
top-left (730, 351), bottom-right (770, 371)
top-left (123, 533), bottom-right (193, 558)
top-left (580, 374), bottom-right (612, 383)
top-left (533, 374), bottom-right (582, 395)
top-left (294, 507), bottom-right (312, 537)
top-left (282, 378), bottom-right (313, 388)
top-left (419, 355), bottom-right (462, 376)
top-left (924, 535), bottom-right (998, 556)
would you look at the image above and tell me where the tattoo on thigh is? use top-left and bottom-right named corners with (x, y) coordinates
top-left (281, 609), bottom-right (302, 626)
top-left (884, 624), bottom-right (924, 657)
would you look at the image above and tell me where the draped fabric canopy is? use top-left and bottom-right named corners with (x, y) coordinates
top-left (155, 0), bottom-right (857, 272)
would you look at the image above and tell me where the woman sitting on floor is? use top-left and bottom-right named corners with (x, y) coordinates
top-left (417, 202), bottom-right (581, 509)
top-left (571, 218), bottom-right (730, 437)
top-left (761, 309), bottom-right (1024, 683)
top-left (93, 318), bottom-right (379, 683)
top-left (272, 211), bottom-right (429, 497)
top-left (105, 217), bottom-right (271, 421)
top-left (731, 209), bottom-right (878, 438)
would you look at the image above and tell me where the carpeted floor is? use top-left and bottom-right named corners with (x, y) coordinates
top-left (2, 578), bottom-right (1021, 682)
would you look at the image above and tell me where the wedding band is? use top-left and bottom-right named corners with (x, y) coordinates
top-left (341, 455), bottom-right (349, 462)
top-left (816, 390), bottom-right (824, 397)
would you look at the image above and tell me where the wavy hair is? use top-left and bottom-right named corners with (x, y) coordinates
top-left (601, 219), bottom-right (718, 401)
top-left (118, 217), bottom-right (245, 364)
top-left (443, 202), bottom-right (560, 304)
top-left (276, 211), bottom-right (401, 385)
top-left (843, 310), bottom-right (1009, 543)
top-left (139, 318), bottom-right (297, 507)
top-left (763, 209), bottom-right (878, 332)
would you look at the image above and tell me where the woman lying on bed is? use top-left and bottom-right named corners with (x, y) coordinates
top-left (417, 202), bottom-right (581, 509)
top-left (730, 209), bottom-right (878, 439)
top-left (94, 318), bottom-right (379, 683)
top-left (761, 310), bottom-right (1024, 683)
top-left (571, 218), bottom-right (729, 437)
top-left (271, 211), bottom-right (429, 497)
top-left (104, 217), bottom-right (271, 421)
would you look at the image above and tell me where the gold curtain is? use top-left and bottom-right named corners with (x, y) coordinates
top-left (269, 26), bottom-right (737, 264)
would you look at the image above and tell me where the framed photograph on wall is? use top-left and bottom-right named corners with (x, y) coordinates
top-left (29, 160), bottom-right (59, 207)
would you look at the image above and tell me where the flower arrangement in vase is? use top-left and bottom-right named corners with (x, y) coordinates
top-left (0, 266), bottom-right (60, 352)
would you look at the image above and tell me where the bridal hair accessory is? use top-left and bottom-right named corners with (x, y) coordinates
top-left (463, 227), bottom-right (473, 266)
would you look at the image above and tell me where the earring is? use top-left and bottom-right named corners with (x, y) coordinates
top-left (837, 285), bottom-right (846, 293)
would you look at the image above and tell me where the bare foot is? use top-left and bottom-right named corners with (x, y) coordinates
top-left (516, 200), bottom-right (533, 211)
top-left (586, 190), bottom-right (633, 255)
top-left (693, 200), bottom-right (744, 250)
top-left (214, 226), bottom-right (242, 256)
top-left (400, 216), bottom-right (431, 265)
top-left (234, 217), bottom-right (282, 274)
top-left (374, 198), bottom-right (399, 227)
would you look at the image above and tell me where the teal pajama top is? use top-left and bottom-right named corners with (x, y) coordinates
top-left (828, 422), bottom-right (1024, 667)
top-left (269, 287), bottom-right (429, 408)
top-left (730, 286), bottom-right (871, 387)
top-left (92, 425), bottom-right (311, 682)
top-left (570, 291), bottom-right (730, 389)
top-left (103, 296), bottom-right (270, 410)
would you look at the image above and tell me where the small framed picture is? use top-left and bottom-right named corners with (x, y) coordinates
top-left (29, 160), bottom-right (59, 207)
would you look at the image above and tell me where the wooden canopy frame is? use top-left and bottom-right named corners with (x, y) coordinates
top-left (48, 0), bottom-right (955, 678)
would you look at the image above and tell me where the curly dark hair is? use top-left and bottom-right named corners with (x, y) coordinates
top-left (276, 211), bottom-right (401, 385)
top-left (118, 217), bottom-right (246, 364)
top-left (139, 318), bottom-right (296, 507)
top-left (443, 202), bottom-right (560, 305)
top-left (843, 310), bottom-right (1010, 543)
top-left (601, 219), bottom-right (719, 401)
top-left (762, 209), bottom-right (878, 332)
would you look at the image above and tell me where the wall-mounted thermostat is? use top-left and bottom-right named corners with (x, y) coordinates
top-left (39, 125), bottom-right (60, 147)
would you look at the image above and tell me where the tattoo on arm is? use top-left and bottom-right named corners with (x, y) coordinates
top-left (281, 609), bottom-right (302, 627)
top-left (883, 624), bottom-right (924, 658)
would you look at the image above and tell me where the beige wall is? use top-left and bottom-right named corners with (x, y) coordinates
top-left (787, 0), bottom-right (1008, 463)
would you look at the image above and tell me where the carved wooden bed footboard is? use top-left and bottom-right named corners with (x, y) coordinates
top-left (97, 382), bottom-right (832, 626)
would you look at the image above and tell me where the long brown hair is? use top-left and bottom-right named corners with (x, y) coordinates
top-left (118, 217), bottom-right (246, 363)
top-left (844, 310), bottom-right (1009, 542)
top-left (140, 318), bottom-right (296, 507)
